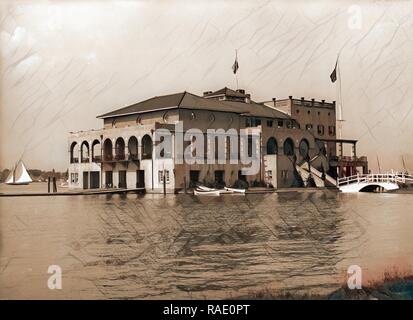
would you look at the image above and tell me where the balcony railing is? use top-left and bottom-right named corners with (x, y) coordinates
top-left (115, 154), bottom-right (126, 161)
top-left (70, 157), bottom-right (78, 164)
top-left (92, 155), bottom-right (102, 163)
top-left (81, 158), bottom-right (90, 163)
top-left (330, 155), bottom-right (368, 163)
top-left (128, 153), bottom-right (139, 161)
top-left (104, 154), bottom-right (113, 162)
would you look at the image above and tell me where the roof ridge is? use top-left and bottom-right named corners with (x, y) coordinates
top-left (177, 91), bottom-right (187, 107)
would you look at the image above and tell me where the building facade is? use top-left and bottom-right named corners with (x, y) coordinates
top-left (68, 87), bottom-right (366, 192)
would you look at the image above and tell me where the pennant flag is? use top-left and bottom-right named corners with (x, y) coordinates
top-left (330, 60), bottom-right (337, 83)
top-left (232, 52), bottom-right (239, 74)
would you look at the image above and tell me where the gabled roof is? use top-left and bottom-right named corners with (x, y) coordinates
top-left (97, 91), bottom-right (291, 120)
top-left (203, 87), bottom-right (248, 98)
top-left (97, 92), bottom-right (186, 118)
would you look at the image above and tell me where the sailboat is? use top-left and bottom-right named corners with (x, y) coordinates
top-left (5, 160), bottom-right (33, 185)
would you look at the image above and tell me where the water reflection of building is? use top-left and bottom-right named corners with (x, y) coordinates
top-left (68, 87), bottom-right (368, 191)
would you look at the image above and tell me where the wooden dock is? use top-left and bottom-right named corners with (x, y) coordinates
top-left (0, 188), bottom-right (145, 197)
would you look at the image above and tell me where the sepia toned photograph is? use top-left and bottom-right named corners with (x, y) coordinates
top-left (1, 0), bottom-right (413, 307)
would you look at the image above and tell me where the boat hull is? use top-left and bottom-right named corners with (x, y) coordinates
top-left (5, 182), bottom-right (30, 185)
top-left (194, 189), bottom-right (220, 196)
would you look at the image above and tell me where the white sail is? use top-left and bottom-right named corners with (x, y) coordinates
top-left (5, 167), bottom-right (14, 184)
top-left (5, 161), bottom-right (32, 184)
top-left (14, 161), bottom-right (32, 184)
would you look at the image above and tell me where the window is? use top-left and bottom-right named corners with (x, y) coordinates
top-left (299, 139), bottom-right (310, 159)
top-left (277, 120), bottom-right (283, 128)
top-left (70, 173), bottom-right (78, 184)
top-left (158, 170), bottom-right (170, 184)
top-left (189, 170), bottom-right (200, 185)
top-left (266, 137), bottom-right (277, 155)
top-left (286, 121), bottom-right (293, 129)
top-left (281, 170), bottom-right (289, 179)
top-left (246, 117), bottom-right (262, 127)
top-left (328, 126), bottom-right (336, 136)
top-left (317, 125), bottom-right (325, 135)
top-left (283, 138), bottom-right (295, 156)
top-left (248, 135), bottom-right (253, 157)
top-left (307, 110), bottom-right (311, 115)
top-left (305, 124), bottom-right (313, 130)
top-left (214, 170), bottom-right (225, 184)
top-left (266, 170), bottom-right (273, 179)
top-left (267, 120), bottom-right (273, 127)
top-left (296, 109), bottom-right (300, 114)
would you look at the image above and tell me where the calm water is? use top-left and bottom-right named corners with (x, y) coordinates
top-left (1, 183), bottom-right (413, 299)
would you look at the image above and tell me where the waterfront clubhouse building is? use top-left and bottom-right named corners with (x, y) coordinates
top-left (68, 87), bottom-right (368, 192)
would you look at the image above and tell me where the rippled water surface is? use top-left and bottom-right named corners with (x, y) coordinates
top-left (1, 183), bottom-right (413, 299)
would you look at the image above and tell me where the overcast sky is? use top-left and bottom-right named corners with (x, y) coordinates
top-left (1, 0), bottom-right (412, 171)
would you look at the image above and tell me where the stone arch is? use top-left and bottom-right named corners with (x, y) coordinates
top-left (115, 137), bottom-right (125, 160)
top-left (141, 134), bottom-right (153, 159)
top-left (70, 141), bottom-right (78, 163)
top-left (91, 139), bottom-right (101, 162)
top-left (128, 136), bottom-right (139, 160)
top-left (266, 137), bottom-right (278, 155)
top-left (283, 138), bottom-right (295, 156)
top-left (299, 138), bottom-right (310, 159)
top-left (103, 138), bottom-right (113, 161)
top-left (80, 141), bottom-right (89, 163)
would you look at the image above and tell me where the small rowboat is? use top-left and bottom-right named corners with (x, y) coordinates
top-left (197, 185), bottom-right (216, 191)
top-left (194, 188), bottom-right (220, 196)
top-left (224, 187), bottom-right (246, 194)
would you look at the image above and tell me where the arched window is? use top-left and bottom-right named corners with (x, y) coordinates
top-left (142, 134), bottom-right (153, 159)
top-left (128, 136), bottom-right (138, 160)
top-left (103, 139), bottom-right (113, 161)
top-left (92, 139), bottom-right (101, 162)
top-left (115, 137), bottom-right (125, 160)
top-left (283, 138), bottom-right (295, 156)
top-left (266, 137), bottom-right (278, 155)
top-left (70, 142), bottom-right (78, 163)
top-left (299, 139), bottom-right (310, 159)
top-left (316, 140), bottom-right (326, 156)
top-left (81, 141), bottom-right (89, 163)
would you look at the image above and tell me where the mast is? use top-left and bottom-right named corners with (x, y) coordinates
top-left (376, 155), bottom-right (382, 174)
top-left (336, 55), bottom-right (344, 139)
top-left (402, 155), bottom-right (407, 172)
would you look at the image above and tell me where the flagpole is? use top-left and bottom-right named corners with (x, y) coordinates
top-left (336, 54), bottom-right (344, 140)
top-left (235, 49), bottom-right (238, 90)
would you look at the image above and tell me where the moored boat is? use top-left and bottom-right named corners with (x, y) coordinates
top-left (224, 187), bottom-right (246, 194)
top-left (194, 188), bottom-right (220, 196)
top-left (194, 185), bottom-right (245, 196)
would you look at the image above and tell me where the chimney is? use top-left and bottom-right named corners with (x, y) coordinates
top-left (245, 94), bottom-right (251, 103)
top-left (333, 100), bottom-right (336, 107)
top-left (321, 99), bottom-right (325, 104)
top-left (311, 98), bottom-right (315, 106)
top-left (236, 89), bottom-right (245, 94)
top-left (272, 97), bottom-right (276, 107)
top-left (301, 97), bottom-right (304, 104)
top-left (289, 95), bottom-right (293, 100)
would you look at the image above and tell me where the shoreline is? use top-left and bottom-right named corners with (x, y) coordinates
top-left (233, 276), bottom-right (413, 300)
top-left (0, 185), bottom-right (339, 197)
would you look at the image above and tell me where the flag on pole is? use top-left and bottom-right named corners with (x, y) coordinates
top-left (232, 51), bottom-right (239, 74)
top-left (330, 60), bottom-right (337, 83)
